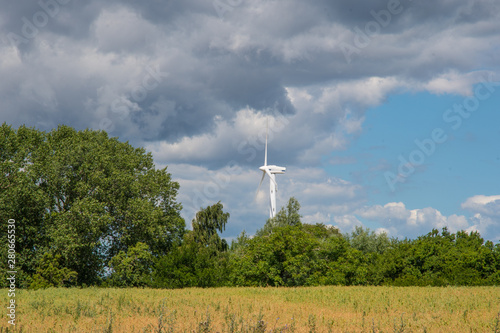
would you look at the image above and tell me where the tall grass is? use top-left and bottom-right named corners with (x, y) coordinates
top-left (1, 286), bottom-right (499, 332)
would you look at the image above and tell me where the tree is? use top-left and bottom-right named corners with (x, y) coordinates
top-left (192, 201), bottom-right (229, 251)
top-left (346, 226), bottom-right (392, 255)
top-left (378, 228), bottom-right (500, 286)
top-left (0, 124), bottom-right (49, 287)
top-left (230, 226), bottom-right (323, 287)
top-left (302, 223), bottom-right (340, 240)
top-left (256, 197), bottom-right (301, 236)
top-left (28, 253), bottom-right (78, 289)
top-left (153, 202), bottom-right (231, 288)
top-left (0, 123), bottom-right (185, 286)
top-left (108, 242), bottom-right (154, 287)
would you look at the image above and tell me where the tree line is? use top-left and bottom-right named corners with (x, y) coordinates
top-left (1, 124), bottom-right (499, 289)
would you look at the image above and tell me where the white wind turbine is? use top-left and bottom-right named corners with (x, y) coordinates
top-left (257, 120), bottom-right (286, 218)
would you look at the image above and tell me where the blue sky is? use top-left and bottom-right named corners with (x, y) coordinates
top-left (332, 87), bottom-right (500, 209)
top-left (327, 86), bottom-right (500, 235)
top-left (1, 0), bottom-right (499, 241)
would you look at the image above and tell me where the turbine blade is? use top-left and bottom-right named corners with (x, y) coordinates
top-left (258, 171), bottom-right (266, 189)
top-left (254, 171), bottom-right (266, 200)
top-left (264, 118), bottom-right (268, 166)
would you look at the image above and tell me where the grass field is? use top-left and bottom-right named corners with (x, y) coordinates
top-left (1, 286), bottom-right (499, 332)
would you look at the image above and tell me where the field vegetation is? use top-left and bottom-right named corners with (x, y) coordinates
top-left (2, 286), bottom-right (500, 332)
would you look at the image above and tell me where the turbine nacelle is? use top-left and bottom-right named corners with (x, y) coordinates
top-left (259, 165), bottom-right (286, 174)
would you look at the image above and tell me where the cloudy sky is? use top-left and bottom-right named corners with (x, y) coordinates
top-left (1, 0), bottom-right (499, 241)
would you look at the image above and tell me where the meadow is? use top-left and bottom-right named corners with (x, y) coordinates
top-left (1, 286), bottom-right (499, 332)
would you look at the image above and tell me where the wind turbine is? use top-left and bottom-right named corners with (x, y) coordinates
top-left (257, 120), bottom-right (286, 218)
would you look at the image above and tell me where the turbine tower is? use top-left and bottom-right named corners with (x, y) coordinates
top-left (257, 120), bottom-right (286, 218)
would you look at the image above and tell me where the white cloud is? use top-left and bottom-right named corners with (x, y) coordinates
top-left (407, 208), bottom-right (446, 228)
top-left (307, 76), bottom-right (401, 115)
top-left (461, 195), bottom-right (500, 241)
top-left (302, 212), bottom-right (331, 225)
top-left (423, 70), bottom-right (493, 96)
top-left (447, 214), bottom-right (470, 230)
top-left (333, 215), bottom-right (363, 232)
top-left (466, 214), bottom-right (495, 238)
top-left (145, 107), bottom-right (271, 164)
top-left (375, 227), bottom-right (393, 236)
top-left (356, 202), bottom-right (410, 221)
top-left (461, 195), bottom-right (500, 216)
top-left (354, 202), bottom-right (471, 238)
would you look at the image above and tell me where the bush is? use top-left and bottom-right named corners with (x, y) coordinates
top-left (28, 253), bottom-right (77, 289)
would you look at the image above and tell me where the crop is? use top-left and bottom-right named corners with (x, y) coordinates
top-left (1, 286), bottom-right (499, 332)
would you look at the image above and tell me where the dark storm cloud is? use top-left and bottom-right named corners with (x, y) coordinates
top-left (0, 0), bottom-right (499, 167)
top-left (0, 1), bottom-right (105, 49)
top-left (111, 0), bottom-right (210, 23)
top-left (318, 0), bottom-right (499, 29)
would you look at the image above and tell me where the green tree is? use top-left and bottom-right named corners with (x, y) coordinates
top-left (192, 201), bottom-right (229, 251)
top-left (153, 202), bottom-right (231, 288)
top-left (302, 223), bottom-right (340, 240)
top-left (230, 225), bottom-right (323, 286)
top-left (0, 124), bottom-right (49, 287)
top-left (152, 236), bottom-right (199, 288)
top-left (230, 230), bottom-right (251, 253)
top-left (28, 253), bottom-right (78, 289)
top-left (255, 197), bottom-right (301, 237)
top-left (108, 242), bottom-right (154, 287)
top-left (0, 124), bottom-right (185, 286)
top-left (379, 228), bottom-right (500, 286)
top-left (346, 226), bottom-right (392, 255)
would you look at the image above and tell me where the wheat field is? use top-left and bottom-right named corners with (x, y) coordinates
top-left (1, 286), bottom-right (499, 332)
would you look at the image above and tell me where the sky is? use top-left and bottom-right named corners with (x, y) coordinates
top-left (1, 0), bottom-right (499, 242)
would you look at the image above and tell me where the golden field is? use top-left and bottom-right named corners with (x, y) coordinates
top-left (1, 286), bottom-right (499, 332)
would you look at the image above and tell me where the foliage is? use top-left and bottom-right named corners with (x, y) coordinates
top-left (153, 202), bottom-right (231, 288)
top-left (28, 253), bottom-right (78, 289)
top-left (302, 223), bottom-right (340, 240)
top-left (152, 234), bottom-right (230, 289)
top-left (108, 242), bottom-right (154, 287)
top-left (379, 228), bottom-right (500, 286)
top-left (230, 225), bottom-right (322, 286)
top-left (230, 230), bottom-right (250, 253)
top-left (0, 124), bottom-right (50, 287)
top-left (255, 197), bottom-right (301, 237)
top-left (230, 222), bottom-right (500, 287)
top-left (2, 123), bottom-right (500, 289)
top-left (345, 226), bottom-right (392, 255)
top-left (192, 201), bottom-right (229, 251)
top-left (0, 123), bottom-right (184, 286)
